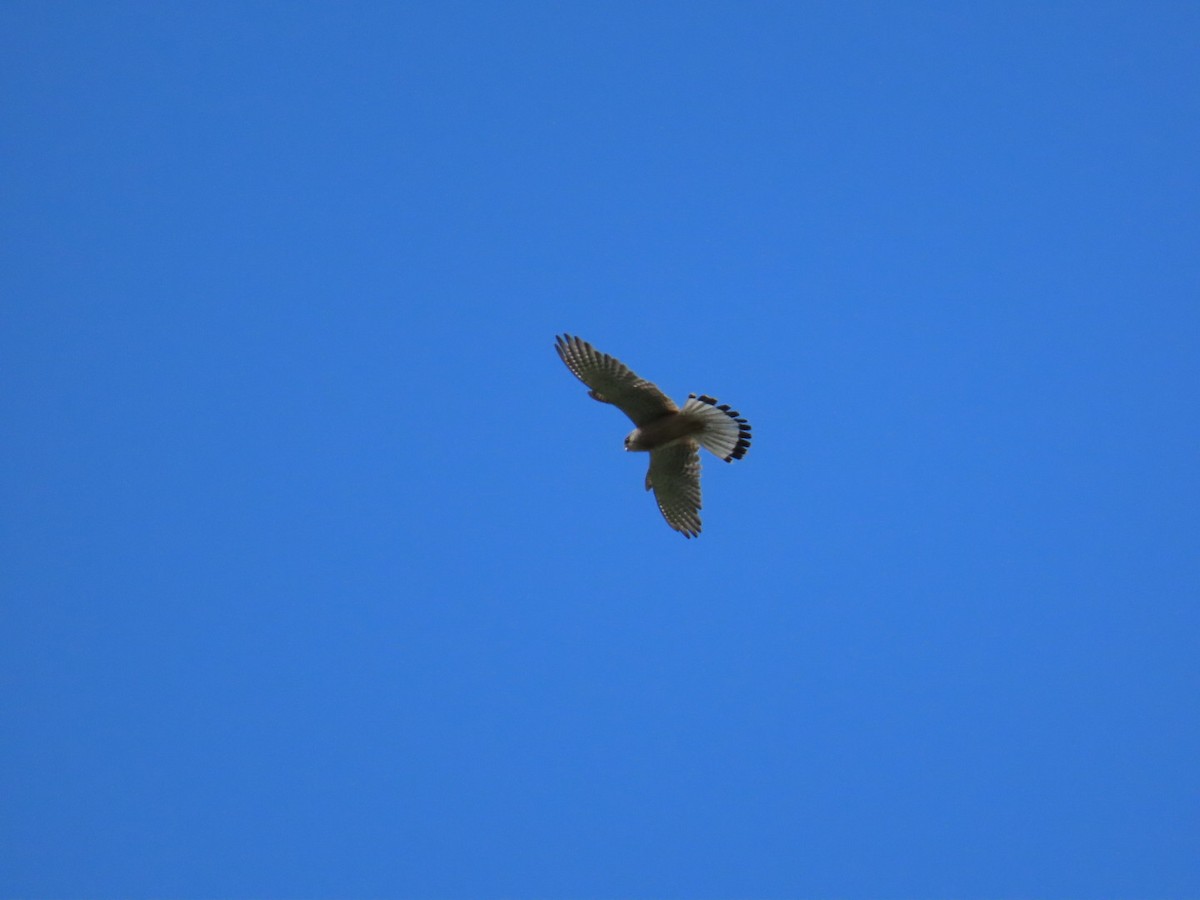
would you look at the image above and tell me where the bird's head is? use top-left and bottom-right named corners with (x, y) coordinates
top-left (624, 429), bottom-right (647, 452)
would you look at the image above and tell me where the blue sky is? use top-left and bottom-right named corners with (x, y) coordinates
top-left (2, 2), bottom-right (1197, 897)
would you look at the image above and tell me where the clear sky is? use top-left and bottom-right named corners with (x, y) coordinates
top-left (2, 2), bottom-right (1197, 898)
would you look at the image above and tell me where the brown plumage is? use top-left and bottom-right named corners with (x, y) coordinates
top-left (555, 334), bottom-right (751, 538)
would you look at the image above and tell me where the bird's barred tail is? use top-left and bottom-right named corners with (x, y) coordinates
top-left (681, 394), bottom-right (752, 462)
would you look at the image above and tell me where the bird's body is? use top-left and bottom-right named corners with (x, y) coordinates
top-left (624, 410), bottom-right (707, 452)
top-left (554, 334), bottom-right (751, 538)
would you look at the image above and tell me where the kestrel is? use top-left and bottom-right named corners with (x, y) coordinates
top-left (555, 333), bottom-right (751, 538)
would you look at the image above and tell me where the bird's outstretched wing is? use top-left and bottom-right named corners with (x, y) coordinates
top-left (555, 334), bottom-right (678, 426)
top-left (645, 440), bottom-right (703, 538)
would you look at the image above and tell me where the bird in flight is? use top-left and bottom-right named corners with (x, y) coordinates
top-left (555, 333), bottom-right (751, 538)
